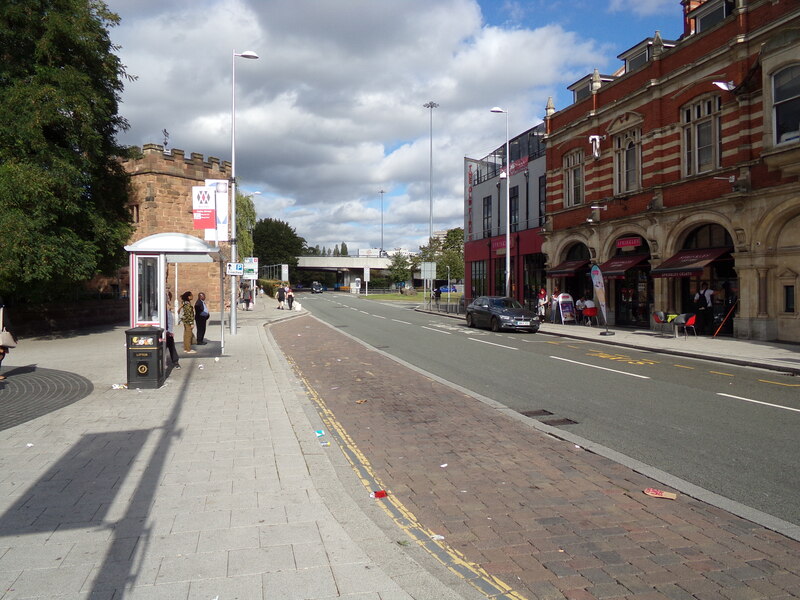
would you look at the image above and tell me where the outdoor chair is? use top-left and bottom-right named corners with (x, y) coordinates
top-left (672, 313), bottom-right (697, 338)
top-left (583, 306), bottom-right (599, 326)
top-left (652, 311), bottom-right (668, 336)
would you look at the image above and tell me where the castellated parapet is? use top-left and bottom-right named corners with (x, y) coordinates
top-left (122, 145), bottom-right (233, 313)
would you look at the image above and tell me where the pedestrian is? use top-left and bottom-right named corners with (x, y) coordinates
top-left (165, 292), bottom-right (180, 369)
top-left (276, 285), bottom-right (286, 309)
top-left (180, 291), bottom-right (196, 353)
top-left (242, 284), bottom-right (252, 311)
top-left (693, 281), bottom-right (714, 334)
top-left (537, 287), bottom-right (547, 319)
top-left (575, 296), bottom-right (586, 324)
top-left (287, 287), bottom-right (294, 310)
top-left (194, 291), bottom-right (209, 344)
top-left (0, 297), bottom-right (18, 381)
top-left (550, 286), bottom-right (561, 323)
top-left (434, 287), bottom-right (441, 305)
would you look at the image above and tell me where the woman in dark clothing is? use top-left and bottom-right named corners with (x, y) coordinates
top-left (0, 297), bottom-right (18, 381)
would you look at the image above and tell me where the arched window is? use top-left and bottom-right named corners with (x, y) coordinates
top-left (682, 95), bottom-right (722, 176)
top-left (774, 65), bottom-right (800, 144)
top-left (614, 129), bottom-right (641, 193)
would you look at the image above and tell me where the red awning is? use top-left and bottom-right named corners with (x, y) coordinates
top-left (596, 254), bottom-right (649, 279)
top-left (547, 259), bottom-right (589, 277)
top-left (651, 248), bottom-right (731, 278)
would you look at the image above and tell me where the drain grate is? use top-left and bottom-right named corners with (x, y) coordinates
top-left (541, 417), bottom-right (578, 426)
top-left (520, 409), bottom-right (553, 418)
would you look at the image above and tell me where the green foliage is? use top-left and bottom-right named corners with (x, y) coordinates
top-left (0, 0), bottom-right (135, 297)
top-left (411, 227), bottom-right (464, 281)
top-left (252, 217), bottom-right (306, 267)
top-left (387, 253), bottom-right (411, 285)
top-left (333, 244), bottom-right (340, 256)
top-left (340, 241), bottom-right (348, 256)
top-left (236, 191), bottom-right (257, 260)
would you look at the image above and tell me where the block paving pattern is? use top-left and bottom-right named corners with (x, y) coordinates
top-left (273, 316), bottom-right (800, 600)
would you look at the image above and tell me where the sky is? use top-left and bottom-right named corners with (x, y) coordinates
top-left (105, 0), bottom-right (684, 254)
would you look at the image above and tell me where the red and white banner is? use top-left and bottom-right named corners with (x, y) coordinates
top-left (203, 179), bottom-right (229, 242)
top-left (192, 186), bottom-right (215, 230)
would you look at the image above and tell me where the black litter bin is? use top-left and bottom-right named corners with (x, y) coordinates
top-left (126, 326), bottom-right (165, 389)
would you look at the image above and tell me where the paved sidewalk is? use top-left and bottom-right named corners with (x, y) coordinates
top-left (272, 313), bottom-right (800, 600)
top-left (0, 300), bottom-right (476, 599)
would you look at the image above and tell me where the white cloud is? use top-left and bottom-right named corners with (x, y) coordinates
top-left (107, 0), bottom-right (609, 252)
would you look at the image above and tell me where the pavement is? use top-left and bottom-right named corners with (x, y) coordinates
top-left (0, 295), bottom-right (797, 599)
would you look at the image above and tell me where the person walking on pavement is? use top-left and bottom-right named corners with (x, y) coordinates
top-left (276, 285), bottom-right (286, 309)
top-left (286, 287), bottom-right (294, 310)
top-left (537, 287), bottom-right (548, 319)
top-left (180, 291), bottom-right (196, 353)
top-left (165, 292), bottom-right (180, 369)
top-left (694, 281), bottom-right (714, 334)
top-left (194, 292), bottom-right (209, 344)
top-left (0, 296), bottom-right (18, 381)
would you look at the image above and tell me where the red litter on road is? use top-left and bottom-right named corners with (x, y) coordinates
top-left (644, 487), bottom-right (677, 500)
top-left (370, 490), bottom-right (388, 498)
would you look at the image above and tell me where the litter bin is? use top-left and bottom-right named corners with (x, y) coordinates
top-left (125, 326), bottom-right (165, 389)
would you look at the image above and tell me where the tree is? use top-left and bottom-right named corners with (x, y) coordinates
top-left (340, 241), bottom-right (348, 256)
top-left (252, 218), bottom-right (306, 268)
top-left (0, 0), bottom-right (135, 297)
top-left (387, 253), bottom-right (411, 286)
top-left (333, 244), bottom-right (340, 256)
top-left (236, 191), bottom-right (257, 260)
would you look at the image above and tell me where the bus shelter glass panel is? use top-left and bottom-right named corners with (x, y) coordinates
top-left (137, 256), bottom-right (160, 324)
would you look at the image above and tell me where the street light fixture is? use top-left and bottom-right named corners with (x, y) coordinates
top-left (229, 49), bottom-right (259, 335)
top-left (423, 101), bottom-right (438, 246)
top-left (490, 106), bottom-right (511, 298)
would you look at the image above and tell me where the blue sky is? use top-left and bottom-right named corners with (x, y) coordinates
top-left (108, 0), bottom-right (687, 254)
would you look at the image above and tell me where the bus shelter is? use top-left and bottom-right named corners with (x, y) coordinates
top-left (124, 233), bottom-right (225, 356)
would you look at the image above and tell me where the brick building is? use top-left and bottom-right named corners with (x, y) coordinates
top-left (122, 144), bottom-right (232, 312)
top-left (465, 0), bottom-right (800, 341)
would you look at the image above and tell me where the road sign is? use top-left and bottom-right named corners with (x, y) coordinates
top-left (226, 262), bottom-right (244, 276)
top-left (243, 257), bottom-right (258, 280)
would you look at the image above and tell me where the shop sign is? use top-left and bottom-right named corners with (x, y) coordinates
top-left (616, 237), bottom-right (641, 249)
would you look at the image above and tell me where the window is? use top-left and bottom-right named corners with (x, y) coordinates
top-left (627, 49), bottom-right (649, 73)
top-left (614, 129), bottom-right (641, 194)
top-left (774, 65), bottom-right (800, 144)
top-left (690, 0), bottom-right (734, 33)
top-left (510, 186), bottom-right (519, 233)
top-left (785, 286), bottom-right (796, 313)
top-left (471, 261), bottom-right (486, 299)
top-left (683, 96), bottom-right (722, 176)
top-left (538, 175), bottom-right (546, 227)
top-left (482, 196), bottom-right (492, 238)
top-left (563, 151), bottom-right (583, 207)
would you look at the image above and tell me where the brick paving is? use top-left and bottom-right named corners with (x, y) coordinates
top-left (272, 315), bottom-right (800, 600)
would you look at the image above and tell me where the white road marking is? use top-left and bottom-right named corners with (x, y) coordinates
top-left (373, 315), bottom-right (386, 319)
top-left (392, 319), bottom-right (411, 325)
top-left (469, 338), bottom-right (517, 350)
top-left (550, 356), bottom-right (650, 379)
top-left (422, 326), bottom-right (451, 335)
top-left (717, 393), bottom-right (800, 414)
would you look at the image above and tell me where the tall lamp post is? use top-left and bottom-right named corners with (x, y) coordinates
top-left (423, 101), bottom-right (438, 245)
top-left (491, 106), bottom-right (511, 298)
top-left (378, 189), bottom-right (385, 256)
top-left (229, 49), bottom-right (259, 335)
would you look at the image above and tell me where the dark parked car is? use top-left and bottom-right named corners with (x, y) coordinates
top-left (311, 282), bottom-right (323, 293)
top-left (465, 296), bottom-right (540, 333)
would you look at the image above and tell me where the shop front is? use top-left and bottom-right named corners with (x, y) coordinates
top-left (598, 236), bottom-right (652, 328)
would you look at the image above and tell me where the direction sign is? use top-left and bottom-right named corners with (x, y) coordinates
top-left (226, 262), bottom-right (244, 276)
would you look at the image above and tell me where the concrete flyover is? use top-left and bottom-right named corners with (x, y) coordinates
top-left (295, 256), bottom-right (392, 286)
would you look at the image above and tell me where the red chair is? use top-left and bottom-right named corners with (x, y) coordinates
top-left (672, 313), bottom-right (697, 338)
top-left (652, 311), bottom-right (667, 336)
top-left (583, 306), bottom-right (599, 326)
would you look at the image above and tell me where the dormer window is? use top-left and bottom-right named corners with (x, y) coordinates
top-left (618, 38), bottom-right (676, 74)
top-left (688, 0), bottom-right (735, 33)
top-left (568, 73), bottom-right (615, 104)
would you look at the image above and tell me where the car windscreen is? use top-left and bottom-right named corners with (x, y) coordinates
top-left (490, 298), bottom-right (523, 309)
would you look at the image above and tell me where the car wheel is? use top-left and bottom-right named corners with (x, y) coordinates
top-left (491, 317), bottom-right (500, 332)
top-left (466, 313), bottom-right (475, 328)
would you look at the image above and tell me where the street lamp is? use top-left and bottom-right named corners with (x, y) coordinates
top-left (423, 101), bottom-right (438, 245)
top-left (379, 189), bottom-right (385, 256)
top-left (229, 49), bottom-right (259, 335)
top-left (491, 106), bottom-right (511, 298)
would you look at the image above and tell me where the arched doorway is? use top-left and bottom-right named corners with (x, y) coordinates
top-left (598, 235), bottom-right (652, 328)
top-left (652, 224), bottom-right (736, 335)
top-left (547, 243), bottom-right (591, 301)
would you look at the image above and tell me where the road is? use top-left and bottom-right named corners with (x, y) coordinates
top-left (298, 291), bottom-right (800, 526)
